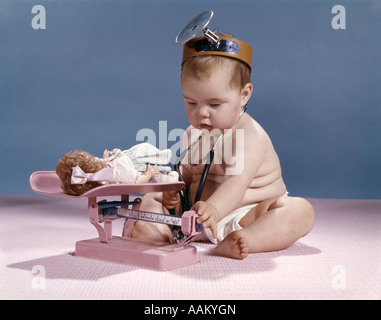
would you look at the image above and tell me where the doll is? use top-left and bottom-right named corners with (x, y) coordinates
top-left (56, 143), bottom-right (179, 196)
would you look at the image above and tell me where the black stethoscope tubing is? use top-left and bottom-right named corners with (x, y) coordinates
top-left (174, 133), bottom-right (221, 213)
top-left (174, 105), bottom-right (247, 214)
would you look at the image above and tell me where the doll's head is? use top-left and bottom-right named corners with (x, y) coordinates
top-left (56, 151), bottom-right (107, 196)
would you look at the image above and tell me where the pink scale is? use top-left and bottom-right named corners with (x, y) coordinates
top-left (29, 171), bottom-right (200, 271)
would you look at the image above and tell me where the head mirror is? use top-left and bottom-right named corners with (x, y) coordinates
top-left (176, 10), bottom-right (253, 70)
top-left (176, 10), bottom-right (219, 46)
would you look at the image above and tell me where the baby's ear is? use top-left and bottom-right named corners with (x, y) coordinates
top-left (241, 82), bottom-right (253, 105)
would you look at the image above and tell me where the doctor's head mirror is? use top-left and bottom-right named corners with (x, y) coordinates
top-left (175, 10), bottom-right (219, 46)
top-left (175, 10), bottom-right (253, 70)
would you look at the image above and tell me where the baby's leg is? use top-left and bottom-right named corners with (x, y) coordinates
top-left (125, 192), bottom-right (174, 243)
top-left (215, 196), bottom-right (315, 258)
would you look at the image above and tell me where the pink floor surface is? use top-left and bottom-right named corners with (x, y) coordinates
top-left (0, 195), bottom-right (380, 300)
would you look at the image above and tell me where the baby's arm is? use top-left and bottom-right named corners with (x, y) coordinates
top-left (195, 128), bottom-right (268, 233)
top-left (193, 175), bottom-right (254, 238)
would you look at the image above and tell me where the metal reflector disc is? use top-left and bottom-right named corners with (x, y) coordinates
top-left (175, 10), bottom-right (214, 44)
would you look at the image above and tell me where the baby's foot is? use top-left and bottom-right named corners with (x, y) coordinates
top-left (214, 230), bottom-right (249, 260)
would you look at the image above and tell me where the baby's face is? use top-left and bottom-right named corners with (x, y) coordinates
top-left (182, 66), bottom-right (246, 131)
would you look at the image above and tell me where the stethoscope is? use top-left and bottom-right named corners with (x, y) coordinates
top-left (174, 131), bottom-right (224, 213)
top-left (171, 132), bottom-right (223, 242)
top-left (174, 104), bottom-right (247, 214)
top-left (171, 106), bottom-right (247, 242)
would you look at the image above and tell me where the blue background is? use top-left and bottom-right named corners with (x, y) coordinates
top-left (1, 0), bottom-right (380, 198)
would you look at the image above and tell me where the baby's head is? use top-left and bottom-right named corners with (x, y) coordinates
top-left (181, 53), bottom-right (253, 131)
top-left (56, 151), bottom-right (107, 196)
top-left (176, 12), bottom-right (253, 131)
top-left (182, 54), bottom-right (251, 91)
top-left (179, 30), bottom-right (253, 131)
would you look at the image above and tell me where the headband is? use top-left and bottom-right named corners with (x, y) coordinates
top-left (176, 10), bottom-right (253, 70)
top-left (181, 35), bottom-right (252, 70)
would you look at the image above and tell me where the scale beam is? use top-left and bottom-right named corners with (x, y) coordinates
top-left (102, 205), bottom-right (203, 233)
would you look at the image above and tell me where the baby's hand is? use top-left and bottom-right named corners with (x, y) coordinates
top-left (163, 191), bottom-right (180, 209)
top-left (192, 201), bottom-right (218, 239)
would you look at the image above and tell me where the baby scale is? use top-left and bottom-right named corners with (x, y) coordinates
top-left (29, 171), bottom-right (202, 271)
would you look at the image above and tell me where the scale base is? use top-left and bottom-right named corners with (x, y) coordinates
top-left (75, 237), bottom-right (199, 271)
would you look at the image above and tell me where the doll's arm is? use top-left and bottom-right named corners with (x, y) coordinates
top-left (136, 164), bottom-right (159, 184)
top-left (102, 149), bottom-right (110, 159)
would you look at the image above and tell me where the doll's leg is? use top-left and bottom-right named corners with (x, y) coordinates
top-left (215, 196), bottom-right (315, 259)
top-left (124, 192), bottom-right (174, 243)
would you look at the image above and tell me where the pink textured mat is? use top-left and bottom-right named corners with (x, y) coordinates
top-left (0, 195), bottom-right (380, 299)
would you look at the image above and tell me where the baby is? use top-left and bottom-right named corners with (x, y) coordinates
top-left (127, 31), bottom-right (315, 259)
